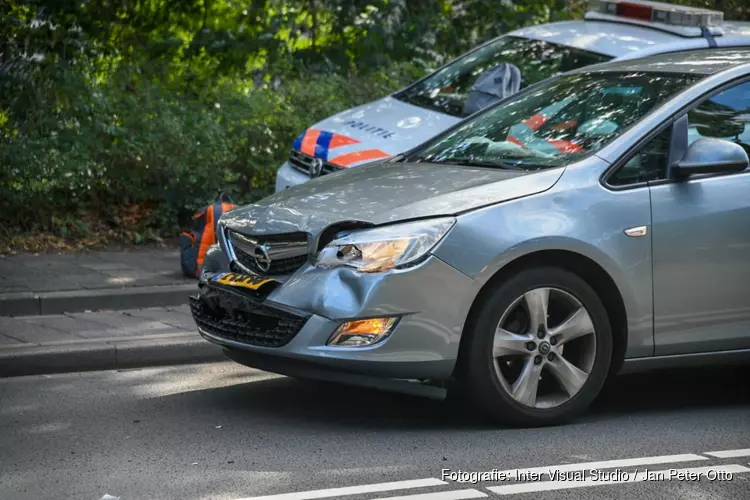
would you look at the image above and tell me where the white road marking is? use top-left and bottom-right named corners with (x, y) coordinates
top-left (233, 451), bottom-right (744, 500)
top-left (704, 448), bottom-right (750, 459)
top-left (234, 478), bottom-right (446, 500)
top-left (496, 453), bottom-right (707, 478)
top-left (371, 489), bottom-right (487, 500)
top-left (487, 464), bottom-right (750, 495)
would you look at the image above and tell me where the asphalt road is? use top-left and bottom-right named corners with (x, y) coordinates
top-left (1, 361), bottom-right (749, 500)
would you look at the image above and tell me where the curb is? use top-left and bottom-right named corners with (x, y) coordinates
top-left (0, 333), bottom-right (226, 377)
top-left (0, 284), bottom-right (198, 317)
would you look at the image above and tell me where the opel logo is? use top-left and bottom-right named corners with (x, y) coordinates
top-left (538, 342), bottom-right (551, 355)
top-left (309, 157), bottom-right (324, 178)
top-left (229, 231), bottom-right (273, 274)
top-left (252, 244), bottom-right (272, 273)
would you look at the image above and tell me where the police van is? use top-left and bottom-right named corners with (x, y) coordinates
top-left (275, 0), bottom-right (750, 192)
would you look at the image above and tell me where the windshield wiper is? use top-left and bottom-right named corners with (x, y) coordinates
top-left (431, 158), bottom-right (527, 171)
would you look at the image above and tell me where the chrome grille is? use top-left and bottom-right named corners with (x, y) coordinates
top-left (233, 244), bottom-right (308, 275)
top-left (289, 149), bottom-right (341, 177)
top-left (225, 229), bottom-right (309, 276)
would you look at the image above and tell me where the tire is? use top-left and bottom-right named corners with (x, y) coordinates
top-left (459, 266), bottom-right (612, 427)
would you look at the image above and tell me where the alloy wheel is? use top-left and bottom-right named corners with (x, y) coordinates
top-left (492, 287), bottom-right (597, 409)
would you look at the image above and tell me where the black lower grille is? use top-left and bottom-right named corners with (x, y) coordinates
top-left (233, 245), bottom-right (308, 275)
top-left (190, 287), bottom-right (307, 348)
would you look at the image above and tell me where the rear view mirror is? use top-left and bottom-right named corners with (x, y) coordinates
top-left (670, 138), bottom-right (749, 178)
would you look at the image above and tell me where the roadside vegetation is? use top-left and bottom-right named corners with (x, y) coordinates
top-left (1, 0), bottom-right (747, 252)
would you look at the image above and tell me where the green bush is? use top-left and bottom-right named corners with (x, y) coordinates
top-left (0, 62), bottom-right (418, 239)
top-left (3, 0), bottom-right (742, 247)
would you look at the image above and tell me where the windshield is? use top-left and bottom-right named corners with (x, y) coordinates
top-left (409, 71), bottom-right (701, 170)
top-left (393, 36), bottom-right (612, 118)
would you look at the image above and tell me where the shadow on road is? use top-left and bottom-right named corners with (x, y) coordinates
top-left (591, 365), bottom-right (750, 414)
top-left (184, 364), bottom-right (749, 429)
top-left (188, 375), bottom-right (472, 429)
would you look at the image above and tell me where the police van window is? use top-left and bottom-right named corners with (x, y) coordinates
top-left (393, 36), bottom-right (612, 118)
top-left (688, 81), bottom-right (750, 156)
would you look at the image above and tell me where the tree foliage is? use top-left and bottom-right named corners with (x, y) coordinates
top-left (1, 0), bottom-right (747, 244)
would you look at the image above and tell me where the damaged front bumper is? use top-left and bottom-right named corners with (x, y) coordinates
top-left (190, 255), bottom-right (481, 383)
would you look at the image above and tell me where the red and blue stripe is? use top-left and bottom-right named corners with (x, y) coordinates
top-left (293, 129), bottom-right (390, 167)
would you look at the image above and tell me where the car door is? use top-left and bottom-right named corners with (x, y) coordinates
top-left (650, 80), bottom-right (750, 356)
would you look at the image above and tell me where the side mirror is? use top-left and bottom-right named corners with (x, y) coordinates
top-left (671, 137), bottom-right (749, 178)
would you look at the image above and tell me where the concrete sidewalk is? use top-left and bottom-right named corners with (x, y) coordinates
top-left (0, 247), bottom-right (197, 316)
top-left (0, 305), bottom-right (224, 377)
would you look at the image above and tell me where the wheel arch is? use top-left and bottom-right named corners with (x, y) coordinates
top-left (454, 249), bottom-right (629, 379)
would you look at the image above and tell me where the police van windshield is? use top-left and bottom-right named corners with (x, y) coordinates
top-left (394, 36), bottom-right (612, 118)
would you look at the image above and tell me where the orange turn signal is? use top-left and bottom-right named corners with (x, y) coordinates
top-left (327, 317), bottom-right (399, 347)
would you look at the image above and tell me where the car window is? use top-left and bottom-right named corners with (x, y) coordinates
top-left (688, 81), bottom-right (750, 156)
top-left (411, 72), bottom-right (700, 171)
top-left (609, 127), bottom-right (672, 186)
top-left (393, 36), bottom-right (612, 118)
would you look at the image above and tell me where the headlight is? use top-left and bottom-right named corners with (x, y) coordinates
top-left (314, 218), bottom-right (455, 273)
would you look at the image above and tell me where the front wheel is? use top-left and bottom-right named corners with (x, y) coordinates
top-left (460, 267), bottom-right (612, 427)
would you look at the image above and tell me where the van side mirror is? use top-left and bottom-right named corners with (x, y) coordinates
top-left (670, 138), bottom-right (749, 178)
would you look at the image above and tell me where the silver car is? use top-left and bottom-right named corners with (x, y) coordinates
top-left (191, 48), bottom-right (750, 426)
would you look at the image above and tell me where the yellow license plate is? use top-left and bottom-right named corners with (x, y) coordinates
top-left (211, 273), bottom-right (277, 291)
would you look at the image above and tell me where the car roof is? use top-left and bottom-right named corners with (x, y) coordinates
top-left (570, 47), bottom-right (750, 75)
top-left (510, 20), bottom-right (680, 57)
top-left (510, 19), bottom-right (750, 59)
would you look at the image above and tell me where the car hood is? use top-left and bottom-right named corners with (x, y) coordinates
top-left (294, 97), bottom-right (460, 168)
top-left (222, 161), bottom-right (565, 237)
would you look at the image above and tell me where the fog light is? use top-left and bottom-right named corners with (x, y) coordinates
top-left (327, 317), bottom-right (399, 347)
